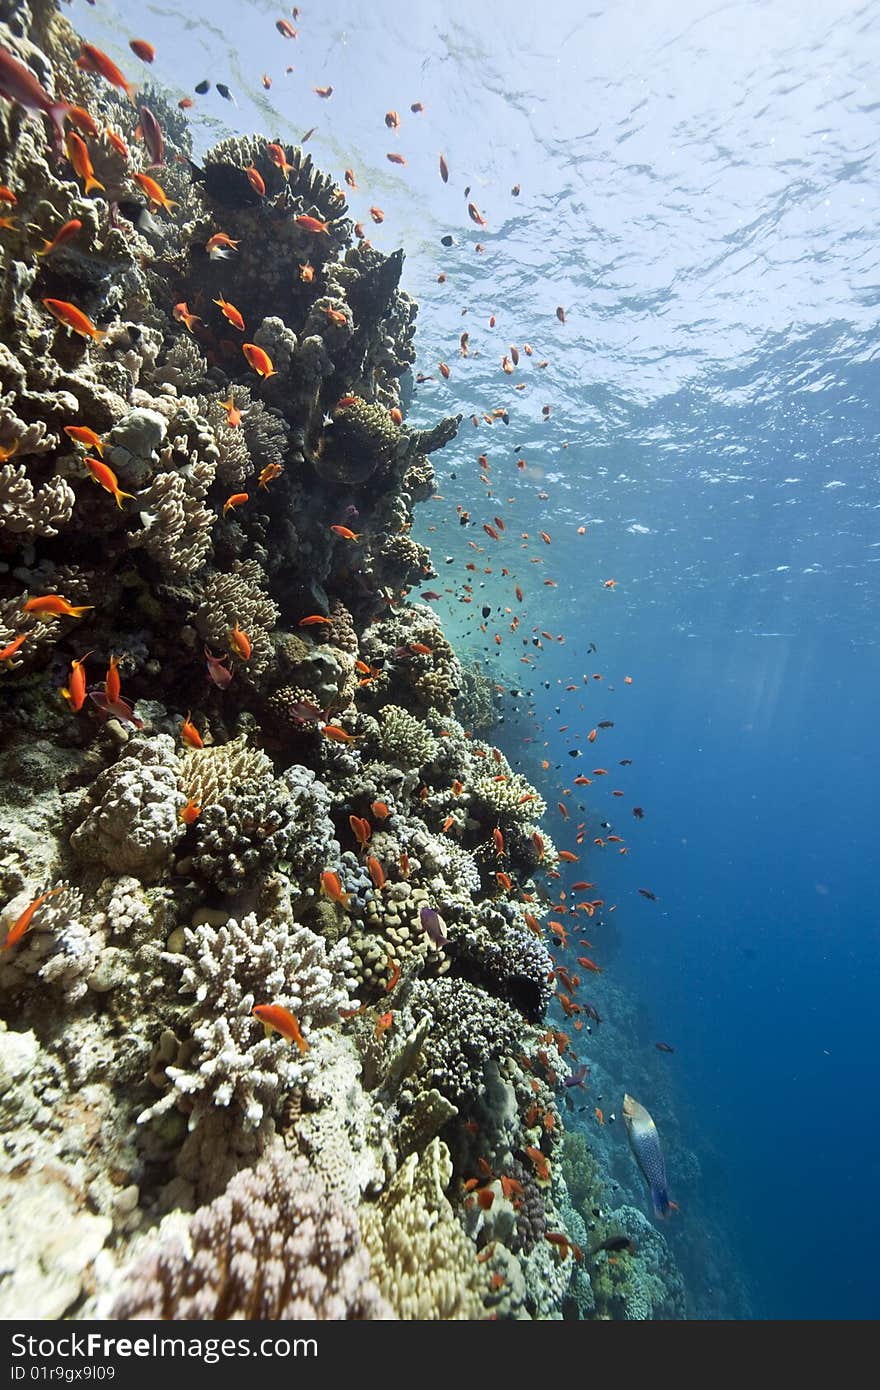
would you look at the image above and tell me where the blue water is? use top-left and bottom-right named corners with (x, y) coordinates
top-left (77, 0), bottom-right (880, 1317)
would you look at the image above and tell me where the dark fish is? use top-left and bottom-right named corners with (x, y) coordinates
top-left (194, 79), bottom-right (210, 94)
top-left (632, 806), bottom-right (644, 819)
top-left (638, 888), bottom-right (657, 901)
top-left (563, 1064), bottom-right (589, 1089)
top-left (591, 1236), bottom-right (636, 1256)
top-left (420, 904), bottom-right (447, 947)
top-left (619, 758), bottom-right (633, 766)
top-left (587, 642), bottom-right (597, 653)
top-left (287, 699), bottom-right (323, 722)
top-left (440, 234), bottom-right (454, 247)
top-left (138, 105), bottom-right (164, 167)
top-left (216, 82), bottom-right (236, 105)
top-left (568, 748), bottom-right (580, 757)
top-left (421, 590), bottom-right (442, 601)
top-left (481, 605), bottom-right (491, 618)
top-left (597, 720), bottom-right (614, 728)
top-left (582, 1002), bottom-right (602, 1025)
top-left (655, 1042), bottom-right (675, 1054)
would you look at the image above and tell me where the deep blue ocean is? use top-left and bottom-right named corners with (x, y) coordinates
top-left (76, 0), bottom-right (880, 1318)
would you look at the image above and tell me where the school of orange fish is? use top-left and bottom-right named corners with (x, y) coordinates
top-left (0, 10), bottom-right (670, 1088)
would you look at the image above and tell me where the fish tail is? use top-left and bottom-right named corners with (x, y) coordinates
top-left (68, 605), bottom-right (95, 617)
top-left (90, 328), bottom-right (107, 343)
top-left (83, 174), bottom-right (105, 196)
top-left (651, 1184), bottom-right (672, 1218)
top-left (49, 103), bottom-right (73, 148)
top-left (113, 488), bottom-right (136, 508)
top-left (37, 239), bottom-right (53, 257)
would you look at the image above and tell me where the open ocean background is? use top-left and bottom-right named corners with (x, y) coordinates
top-left (73, 0), bottom-right (880, 1318)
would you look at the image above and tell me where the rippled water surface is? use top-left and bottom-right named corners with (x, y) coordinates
top-left (75, 0), bottom-right (880, 1318)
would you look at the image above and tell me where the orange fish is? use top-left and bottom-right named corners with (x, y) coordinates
top-left (298, 614), bottom-right (332, 627)
top-left (44, 296), bottom-right (107, 341)
top-left (573, 775), bottom-right (592, 786)
top-left (173, 302), bottom-right (202, 333)
top-left (299, 262), bottom-right (315, 283)
top-left (180, 711), bottom-right (203, 749)
top-left (23, 594), bottom-right (93, 620)
top-left (105, 127), bottom-right (129, 159)
top-left (578, 956), bottom-right (603, 974)
top-left (374, 1010), bottom-right (393, 1040)
top-left (131, 171), bottom-right (177, 214)
top-left (367, 856), bottom-right (385, 889)
top-left (0, 184), bottom-right (16, 204)
top-left (558, 851), bottom-right (579, 863)
top-left (557, 802), bottom-right (569, 821)
top-left (385, 110), bottom-right (400, 129)
top-left (219, 394), bottom-right (241, 428)
top-left (493, 827), bottom-right (505, 856)
top-left (294, 214), bottom-right (331, 234)
top-left (252, 1003), bottom-right (309, 1055)
top-left (344, 168), bottom-right (357, 189)
top-left (76, 44), bottom-right (136, 103)
top-left (83, 456), bottom-right (135, 508)
top-left (178, 798), bottom-right (201, 826)
top-left (320, 870), bottom-right (351, 909)
top-left (387, 151), bottom-right (406, 166)
top-left (329, 524), bottom-right (361, 541)
top-left (206, 231), bottom-right (240, 260)
top-left (321, 724), bottom-right (360, 743)
top-left (595, 1107), bottom-right (605, 1125)
top-left (38, 217), bottom-right (83, 257)
top-left (603, 578), bottom-right (617, 589)
top-left (496, 871), bottom-right (513, 891)
top-left (276, 18), bottom-right (297, 37)
top-left (369, 206), bottom-right (385, 224)
top-left (63, 424), bottom-right (103, 455)
top-left (2, 885), bottom-right (64, 952)
top-left (0, 631), bottom-right (29, 663)
top-left (104, 653), bottom-right (121, 704)
top-left (313, 85), bottom-right (333, 98)
top-left (60, 650), bottom-right (93, 709)
top-left (371, 800), bottom-right (391, 819)
top-left (242, 343), bottom-right (277, 377)
top-left (246, 164), bottom-right (266, 196)
top-left (349, 814), bottom-right (371, 849)
top-left (439, 153), bottom-right (449, 182)
top-left (129, 38), bottom-right (155, 64)
top-left (213, 294), bottom-right (245, 331)
top-left (222, 491), bottom-right (248, 516)
top-left (228, 623), bottom-right (251, 660)
top-left (266, 142), bottom-right (294, 179)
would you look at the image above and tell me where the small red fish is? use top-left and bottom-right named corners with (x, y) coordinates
top-left (320, 870), bottom-right (351, 909)
top-left (43, 298), bottom-right (105, 340)
top-left (2, 885), bottom-right (63, 952)
top-left (222, 491), bottom-right (248, 516)
top-left (228, 623), bottom-right (251, 660)
top-left (38, 218), bottom-right (83, 258)
top-left (83, 456), bottom-right (135, 508)
top-left (129, 39), bottom-right (155, 64)
top-left (242, 343), bottom-right (277, 377)
top-left (294, 214), bottom-right (330, 234)
top-left (76, 43), bottom-right (136, 104)
top-left (252, 1003), bottom-right (309, 1055)
top-left (178, 798), bottom-right (201, 826)
top-left (181, 710), bottom-right (203, 748)
top-left (23, 594), bottom-right (93, 619)
top-left (329, 524), bottom-right (361, 541)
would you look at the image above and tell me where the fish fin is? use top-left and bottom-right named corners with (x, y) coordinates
top-left (84, 174), bottom-right (105, 195)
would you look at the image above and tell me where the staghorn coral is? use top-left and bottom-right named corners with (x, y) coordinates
top-left (360, 1138), bottom-right (488, 1319)
top-left (69, 735), bottom-right (185, 882)
top-left (110, 1144), bottom-right (391, 1319)
top-left (138, 895), bottom-right (353, 1132)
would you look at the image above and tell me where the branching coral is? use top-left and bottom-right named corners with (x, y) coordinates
top-left (138, 898), bottom-right (353, 1132)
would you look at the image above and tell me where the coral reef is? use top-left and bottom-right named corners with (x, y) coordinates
top-left (0, 0), bottom-right (691, 1325)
